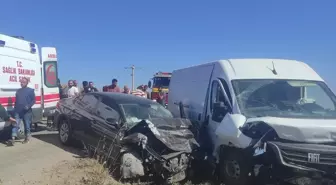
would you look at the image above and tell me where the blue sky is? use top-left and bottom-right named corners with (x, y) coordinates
top-left (1, 0), bottom-right (335, 90)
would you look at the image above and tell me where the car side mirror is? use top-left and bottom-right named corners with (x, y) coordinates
top-left (148, 81), bottom-right (152, 88)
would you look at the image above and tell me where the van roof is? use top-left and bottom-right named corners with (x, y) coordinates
top-left (217, 58), bottom-right (323, 81)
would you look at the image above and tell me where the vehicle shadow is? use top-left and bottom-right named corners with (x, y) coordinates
top-left (32, 132), bottom-right (87, 158)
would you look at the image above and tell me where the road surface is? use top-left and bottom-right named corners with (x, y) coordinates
top-left (0, 127), bottom-right (82, 185)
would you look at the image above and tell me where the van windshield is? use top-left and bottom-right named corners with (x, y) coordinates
top-left (232, 79), bottom-right (336, 119)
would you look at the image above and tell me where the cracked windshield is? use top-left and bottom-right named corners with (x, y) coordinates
top-left (233, 80), bottom-right (336, 118)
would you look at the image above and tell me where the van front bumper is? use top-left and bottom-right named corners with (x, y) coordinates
top-left (267, 141), bottom-right (336, 177)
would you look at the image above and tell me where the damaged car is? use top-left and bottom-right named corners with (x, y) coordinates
top-left (54, 92), bottom-right (199, 184)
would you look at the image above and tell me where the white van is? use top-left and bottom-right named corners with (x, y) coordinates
top-left (0, 34), bottom-right (59, 126)
top-left (168, 59), bottom-right (336, 184)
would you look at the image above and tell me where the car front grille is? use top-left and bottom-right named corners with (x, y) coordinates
top-left (268, 141), bottom-right (336, 173)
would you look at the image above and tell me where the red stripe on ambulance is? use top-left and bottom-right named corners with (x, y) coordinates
top-left (0, 93), bottom-right (59, 106)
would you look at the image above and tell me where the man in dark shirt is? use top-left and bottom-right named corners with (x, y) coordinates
top-left (9, 77), bottom-right (35, 145)
top-left (82, 81), bottom-right (89, 94)
top-left (88, 82), bottom-right (98, 92)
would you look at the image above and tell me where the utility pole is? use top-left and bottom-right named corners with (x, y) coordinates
top-left (125, 65), bottom-right (141, 91)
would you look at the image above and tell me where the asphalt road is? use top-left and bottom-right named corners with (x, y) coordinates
top-left (0, 127), bottom-right (82, 185)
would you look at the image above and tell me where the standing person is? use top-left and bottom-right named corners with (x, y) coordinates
top-left (143, 85), bottom-right (151, 99)
top-left (8, 77), bottom-right (35, 145)
top-left (62, 80), bottom-right (72, 98)
top-left (73, 80), bottom-right (78, 87)
top-left (88, 82), bottom-right (98, 92)
top-left (156, 87), bottom-right (165, 105)
top-left (122, 85), bottom-right (130, 94)
top-left (131, 86), bottom-right (147, 98)
top-left (67, 80), bottom-right (79, 98)
top-left (82, 81), bottom-right (89, 94)
top-left (106, 79), bottom-right (121, 93)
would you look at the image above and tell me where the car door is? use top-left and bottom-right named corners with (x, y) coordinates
top-left (86, 96), bottom-right (121, 146)
top-left (207, 79), bottom-right (232, 148)
top-left (71, 94), bottom-right (100, 143)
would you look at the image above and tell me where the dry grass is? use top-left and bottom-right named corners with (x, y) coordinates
top-left (24, 158), bottom-right (122, 185)
top-left (23, 158), bottom-right (213, 185)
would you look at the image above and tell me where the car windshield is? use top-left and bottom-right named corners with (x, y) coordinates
top-left (232, 79), bottom-right (336, 119)
top-left (120, 102), bottom-right (173, 126)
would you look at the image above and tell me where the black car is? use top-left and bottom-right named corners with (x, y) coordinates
top-left (54, 92), bottom-right (199, 184)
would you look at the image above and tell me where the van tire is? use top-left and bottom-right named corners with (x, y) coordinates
top-left (218, 148), bottom-right (253, 185)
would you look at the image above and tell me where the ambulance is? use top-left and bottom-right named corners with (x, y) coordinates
top-left (0, 34), bottom-right (59, 125)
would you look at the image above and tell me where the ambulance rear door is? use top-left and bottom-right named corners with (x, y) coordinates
top-left (0, 34), bottom-right (42, 121)
top-left (40, 47), bottom-right (59, 117)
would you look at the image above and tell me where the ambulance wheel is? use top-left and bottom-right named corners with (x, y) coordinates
top-left (58, 118), bottom-right (74, 146)
top-left (218, 148), bottom-right (253, 185)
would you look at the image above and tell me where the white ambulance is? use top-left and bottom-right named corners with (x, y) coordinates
top-left (0, 34), bottom-right (59, 127)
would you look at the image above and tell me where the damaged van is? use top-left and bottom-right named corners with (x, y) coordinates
top-left (54, 92), bottom-right (199, 184)
top-left (168, 59), bottom-right (336, 185)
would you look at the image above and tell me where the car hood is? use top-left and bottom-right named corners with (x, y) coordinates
top-left (246, 116), bottom-right (336, 143)
top-left (126, 118), bottom-right (199, 153)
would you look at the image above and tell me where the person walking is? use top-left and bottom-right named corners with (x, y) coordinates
top-left (8, 77), bottom-right (35, 145)
top-left (106, 79), bottom-right (121, 93)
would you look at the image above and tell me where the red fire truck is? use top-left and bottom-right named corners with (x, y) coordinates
top-left (148, 72), bottom-right (171, 105)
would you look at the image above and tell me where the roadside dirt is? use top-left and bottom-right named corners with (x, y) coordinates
top-left (0, 129), bottom-right (82, 185)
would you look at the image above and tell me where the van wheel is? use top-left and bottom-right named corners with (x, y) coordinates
top-left (58, 119), bottom-right (73, 145)
top-left (218, 149), bottom-right (253, 185)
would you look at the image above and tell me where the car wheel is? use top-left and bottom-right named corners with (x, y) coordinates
top-left (218, 148), bottom-right (254, 185)
top-left (58, 119), bottom-right (73, 145)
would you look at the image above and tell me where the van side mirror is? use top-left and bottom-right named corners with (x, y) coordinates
top-left (148, 81), bottom-right (152, 88)
top-left (212, 102), bottom-right (229, 122)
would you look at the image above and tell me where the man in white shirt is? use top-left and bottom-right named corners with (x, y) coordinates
top-left (67, 80), bottom-right (79, 98)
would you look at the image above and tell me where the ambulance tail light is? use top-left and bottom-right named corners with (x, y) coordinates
top-left (0, 40), bottom-right (5, 47)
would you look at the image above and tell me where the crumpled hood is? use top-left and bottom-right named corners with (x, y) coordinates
top-left (246, 116), bottom-right (336, 143)
top-left (127, 118), bottom-right (199, 153)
